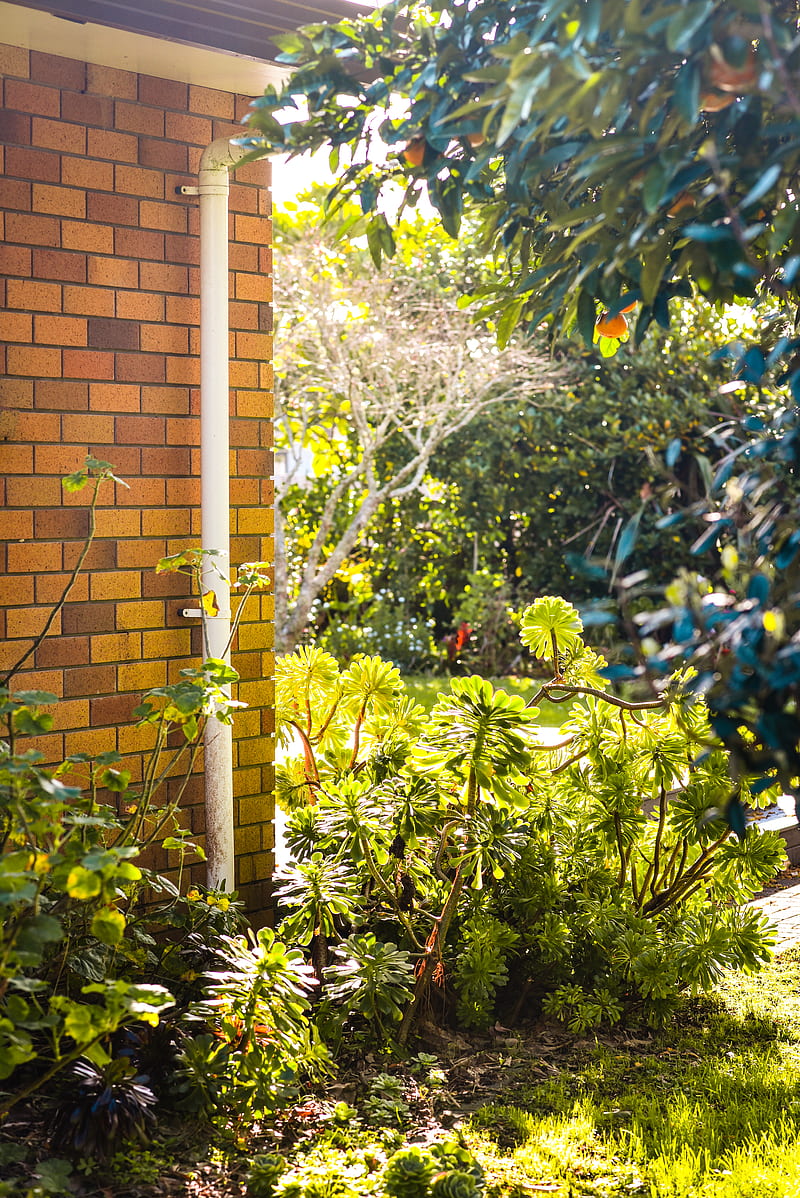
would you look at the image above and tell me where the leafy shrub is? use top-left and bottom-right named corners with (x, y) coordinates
top-left (274, 598), bottom-right (782, 1040)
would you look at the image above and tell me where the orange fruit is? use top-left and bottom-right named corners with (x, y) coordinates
top-left (667, 191), bottom-right (696, 217)
top-left (467, 132), bottom-right (485, 147)
top-left (595, 311), bottom-right (628, 338)
top-left (619, 299), bottom-right (637, 314)
top-left (709, 46), bottom-right (758, 93)
top-left (402, 138), bottom-right (426, 167)
top-left (700, 90), bottom-right (736, 112)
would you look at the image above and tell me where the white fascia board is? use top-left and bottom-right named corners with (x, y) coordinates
top-left (0, 1), bottom-right (290, 94)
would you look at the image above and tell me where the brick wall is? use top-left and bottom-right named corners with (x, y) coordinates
top-left (0, 44), bottom-right (275, 913)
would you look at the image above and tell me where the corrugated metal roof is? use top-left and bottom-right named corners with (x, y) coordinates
top-left (4, 0), bottom-right (370, 61)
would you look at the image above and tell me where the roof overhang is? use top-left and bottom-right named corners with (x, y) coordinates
top-left (1, 0), bottom-right (370, 93)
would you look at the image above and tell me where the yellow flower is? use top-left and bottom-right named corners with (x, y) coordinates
top-left (186, 888), bottom-right (201, 902)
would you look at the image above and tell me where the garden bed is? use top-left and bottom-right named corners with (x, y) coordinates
top-left (4, 950), bottom-right (800, 1198)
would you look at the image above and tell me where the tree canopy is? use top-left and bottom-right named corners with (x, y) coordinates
top-left (248, 0), bottom-right (800, 796)
top-left (246, 0), bottom-right (800, 364)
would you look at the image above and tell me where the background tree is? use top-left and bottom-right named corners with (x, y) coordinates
top-left (249, 0), bottom-right (800, 791)
top-left (273, 201), bottom-right (561, 651)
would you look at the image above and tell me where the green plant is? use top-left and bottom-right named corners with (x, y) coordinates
top-left (246, 1152), bottom-right (288, 1198)
top-left (384, 1146), bottom-right (436, 1198)
top-left (324, 935), bottom-right (415, 1029)
top-left (274, 598), bottom-right (782, 1041)
top-left (182, 928), bottom-right (329, 1123)
top-left (48, 1057), bottom-right (156, 1158)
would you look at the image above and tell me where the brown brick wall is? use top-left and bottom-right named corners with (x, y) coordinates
top-left (0, 46), bottom-right (275, 912)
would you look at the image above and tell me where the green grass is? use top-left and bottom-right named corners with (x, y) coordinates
top-left (402, 674), bottom-right (569, 727)
top-left (464, 950), bottom-right (800, 1197)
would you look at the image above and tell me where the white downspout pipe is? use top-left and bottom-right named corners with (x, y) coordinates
top-left (198, 137), bottom-right (245, 891)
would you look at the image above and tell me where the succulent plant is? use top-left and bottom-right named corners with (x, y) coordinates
top-left (429, 1171), bottom-right (481, 1198)
top-left (384, 1146), bottom-right (437, 1198)
top-left (246, 1153), bottom-right (287, 1198)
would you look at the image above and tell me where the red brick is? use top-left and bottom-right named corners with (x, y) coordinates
top-left (33, 443), bottom-right (87, 474)
top-left (165, 295), bottom-right (199, 325)
top-left (115, 227), bottom-right (164, 260)
top-left (88, 317), bottom-right (139, 351)
top-left (6, 475), bottom-right (63, 504)
top-left (0, 177), bottom-right (31, 210)
top-left (62, 349), bottom-right (115, 379)
top-left (140, 386), bottom-right (188, 415)
top-left (235, 158), bottom-right (271, 187)
top-left (32, 182), bottom-right (85, 218)
top-left (115, 353), bottom-right (166, 383)
top-left (116, 291), bottom-right (164, 321)
top-left (32, 117), bottom-right (85, 155)
top-left (0, 112), bottom-right (31, 144)
top-left (0, 45), bottom-right (30, 78)
top-left (142, 444), bottom-right (194, 479)
top-left (61, 92), bottom-right (113, 127)
top-left (87, 256), bottom-right (138, 288)
top-left (0, 311), bottom-right (33, 342)
top-left (89, 383), bottom-right (140, 413)
top-left (13, 410), bottom-right (59, 442)
top-left (63, 664), bottom-right (116, 696)
top-left (139, 200), bottom-right (187, 233)
top-left (87, 192), bottom-right (139, 225)
top-left (63, 285), bottom-right (114, 316)
top-left (115, 164), bottom-right (163, 198)
top-left (34, 380), bottom-right (89, 411)
top-left (117, 477), bottom-right (164, 507)
top-left (86, 127), bottom-right (139, 163)
top-left (7, 278), bottom-right (61, 310)
top-left (34, 508), bottom-right (91, 540)
top-left (62, 156), bottom-right (114, 190)
top-left (229, 183), bottom-right (259, 214)
top-left (140, 324), bottom-right (189, 353)
top-left (188, 84), bottom-right (234, 118)
top-left (36, 636), bottom-right (90, 669)
top-left (6, 538), bottom-right (59, 572)
top-left (62, 412), bottom-right (114, 442)
top-left (230, 301), bottom-right (259, 330)
top-left (164, 233), bottom-right (198, 265)
top-left (34, 249), bottom-right (87, 282)
top-left (165, 111), bottom-right (212, 145)
top-left (0, 378), bottom-right (34, 409)
top-left (7, 346), bottom-right (60, 377)
top-left (114, 100), bottom-right (164, 136)
top-left (5, 212), bottom-right (59, 247)
top-left (0, 244), bottom-right (32, 276)
top-left (86, 63), bottom-right (136, 100)
top-left (139, 261), bottom-right (188, 293)
top-left (235, 214), bottom-right (271, 244)
top-left (113, 414), bottom-right (166, 445)
top-left (140, 137), bottom-right (188, 172)
top-left (35, 314), bottom-right (87, 346)
top-left (90, 693), bottom-right (140, 725)
top-left (61, 599), bottom-right (115, 635)
top-left (166, 356), bottom-right (199, 385)
top-left (230, 242), bottom-right (259, 272)
top-left (138, 75), bottom-right (187, 108)
top-left (165, 417), bottom-right (199, 446)
top-left (62, 221), bottom-right (114, 254)
top-left (29, 51), bottom-right (85, 90)
top-left (4, 146), bottom-right (58, 184)
top-left (5, 78), bottom-right (60, 118)
top-left (63, 539), bottom-right (116, 571)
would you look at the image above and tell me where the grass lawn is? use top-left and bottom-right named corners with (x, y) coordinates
top-left (403, 674), bottom-right (569, 727)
